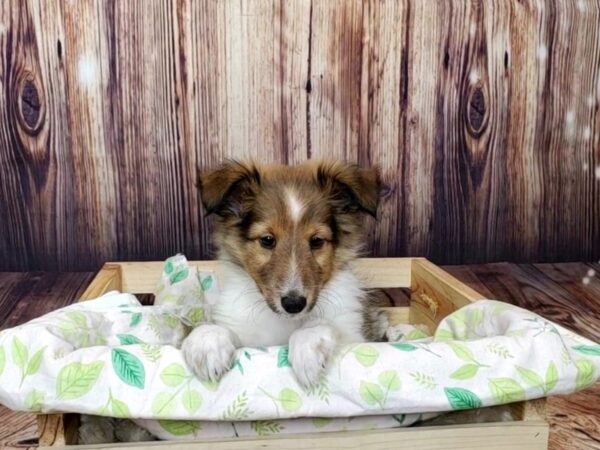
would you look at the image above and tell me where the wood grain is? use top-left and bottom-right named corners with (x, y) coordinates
top-left (0, 0), bottom-right (598, 270)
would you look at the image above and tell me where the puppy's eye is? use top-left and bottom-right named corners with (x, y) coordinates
top-left (309, 236), bottom-right (325, 250)
top-left (259, 235), bottom-right (276, 249)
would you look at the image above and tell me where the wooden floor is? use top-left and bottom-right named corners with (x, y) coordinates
top-left (0, 263), bottom-right (599, 450)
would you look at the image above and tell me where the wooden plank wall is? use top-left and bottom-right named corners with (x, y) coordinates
top-left (0, 0), bottom-right (599, 271)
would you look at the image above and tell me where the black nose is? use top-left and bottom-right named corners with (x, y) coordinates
top-left (281, 292), bottom-right (307, 314)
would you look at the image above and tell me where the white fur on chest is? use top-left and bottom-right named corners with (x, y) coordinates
top-left (210, 262), bottom-right (366, 347)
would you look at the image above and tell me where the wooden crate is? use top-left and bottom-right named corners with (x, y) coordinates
top-left (37, 258), bottom-right (549, 449)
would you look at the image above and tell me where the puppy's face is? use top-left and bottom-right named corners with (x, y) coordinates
top-left (199, 161), bottom-right (380, 318)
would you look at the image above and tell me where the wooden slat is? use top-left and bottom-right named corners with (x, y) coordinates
top-left (409, 259), bottom-right (483, 332)
top-left (118, 257), bottom-right (413, 293)
top-left (78, 264), bottom-right (122, 301)
top-left (381, 306), bottom-right (409, 325)
top-left (37, 421), bottom-right (548, 450)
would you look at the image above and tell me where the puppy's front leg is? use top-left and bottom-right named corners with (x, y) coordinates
top-left (288, 322), bottom-right (338, 388)
top-left (181, 324), bottom-right (238, 382)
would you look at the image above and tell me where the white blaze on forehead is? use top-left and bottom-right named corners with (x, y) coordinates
top-left (286, 189), bottom-right (304, 223)
top-left (283, 249), bottom-right (303, 297)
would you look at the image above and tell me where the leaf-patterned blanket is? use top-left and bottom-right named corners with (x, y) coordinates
top-left (0, 255), bottom-right (599, 441)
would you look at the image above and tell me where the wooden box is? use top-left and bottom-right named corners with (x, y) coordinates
top-left (37, 258), bottom-right (549, 449)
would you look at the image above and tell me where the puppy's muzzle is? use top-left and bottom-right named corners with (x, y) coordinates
top-left (281, 291), bottom-right (307, 314)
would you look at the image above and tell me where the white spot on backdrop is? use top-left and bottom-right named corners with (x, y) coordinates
top-left (583, 162), bottom-right (589, 171)
top-left (469, 69), bottom-right (480, 85)
top-left (537, 45), bottom-right (548, 61)
top-left (565, 110), bottom-right (576, 140)
top-left (583, 127), bottom-right (592, 141)
top-left (595, 165), bottom-right (600, 180)
top-left (587, 95), bottom-right (595, 108)
top-left (583, 277), bottom-right (591, 285)
top-left (576, 0), bottom-right (587, 12)
top-left (588, 269), bottom-right (597, 278)
top-left (77, 55), bottom-right (98, 88)
top-left (469, 23), bottom-right (477, 37)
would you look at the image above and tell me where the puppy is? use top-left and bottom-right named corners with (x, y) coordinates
top-left (79, 160), bottom-right (385, 444)
top-left (181, 160), bottom-right (387, 388)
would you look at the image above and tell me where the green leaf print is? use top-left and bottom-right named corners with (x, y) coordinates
top-left (110, 398), bottom-right (131, 418)
top-left (25, 347), bottom-right (46, 375)
top-left (489, 378), bottom-right (526, 403)
top-left (200, 378), bottom-right (220, 392)
top-left (444, 387), bottom-right (482, 410)
top-left (378, 371), bottom-right (401, 392)
top-left (130, 313), bottom-right (142, 327)
top-left (486, 342), bottom-right (513, 359)
top-left (12, 337), bottom-right (28, 369)
top-left (24, 389), bottom-right (45, 411)
top-left (188, 308), bottom-right (204, 325)
top-left (450, 364), bottom-right (479, 380)
top-left (117, 334), bottom-right (143, 345)
top-left (575, 359), bottom-right (596, 390)
top-left (112, 348), bottom-right (145, 389)
top-left (201, 276), bottom-right (213, 291)
top-left (0, 346), bottom-right (5, 376)
top-left (352, 345), bottom-right (379, 367)
top-left (222, 392), bottom-right (251, 420)
top-left (406, 329), bottom-right (429, 340)
top-left (164, 261), bottom-right (174, 274)
top-left (390, 343), bottom-right (417, 352)
top-left (545, 361), bottom-right (558, 393)
top-left (152, 392), bottom-right (178, 416)
top-left (56, 361), bottom-right (104, 399)
top-left (434, 328), bottom-right (454, 342)
top-left (312, 417), bottom-right (333, 428)
top-left (306, 378), bottom-right (330, 403)
top-left (572, 345), bottom-right (600, 356)
top-left (278, 388), bottom-right (303, 412)
top-left (170, 268), bottom-right (189, 284)
top-left (516, 366), bottom-right (544, 390)
top-left (359, 381), bottom-right (384, 407)
top-left (182, 389), bottom-right (202, 414)
top-left (251, 420), bottom-right (284, 436)
top-left (277, 346), bottom-right (291, 368)
top-left (160, 363), bottom-right (189, 387)
top-left (410, 372), bottom-right (437, 389)
top-left (448, 343), bottom-right (475, 363)
top-left (159, 420), bottom-right (200, 436)
top-left (141, 344), bottom-right (161, 362)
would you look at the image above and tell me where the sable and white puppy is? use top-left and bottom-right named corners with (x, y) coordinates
top-left (79, 160), bottom-right (387, 443)
top-left (181, 160), bottom-right (387, 387)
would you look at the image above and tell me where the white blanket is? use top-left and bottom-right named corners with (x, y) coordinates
top-left (0, 255), bottom-right (599, 440)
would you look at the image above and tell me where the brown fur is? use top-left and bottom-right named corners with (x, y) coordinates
top-left (199, 160), bottom-right (383, 322)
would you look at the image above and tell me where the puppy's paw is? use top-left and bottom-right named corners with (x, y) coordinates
top-left (288, 324), bottom-right (337, 389)
top-left (181, 324), bottom-right (236, 382)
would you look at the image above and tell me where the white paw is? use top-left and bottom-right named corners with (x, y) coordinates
top-left (181, 325), bottom-right (236, 382)
top-left (288, 324), bottom-right (337, 389)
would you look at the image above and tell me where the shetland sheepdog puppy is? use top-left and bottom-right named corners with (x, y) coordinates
top-left (79, 160), bottom-right (512, 444)
top-left (182, 160), bottom-right (387, 388)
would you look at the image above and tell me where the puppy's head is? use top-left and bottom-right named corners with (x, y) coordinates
top-left (199, 160), bottom-right (380, 317)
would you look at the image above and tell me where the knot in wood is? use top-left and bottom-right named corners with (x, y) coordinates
top-left (17, 75), bottom-right (44, 135)
top-left (466, 85), bottom-right (487, 137)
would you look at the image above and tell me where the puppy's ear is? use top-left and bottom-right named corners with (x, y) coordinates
top-left (316, 161), bottom-right (381, 217)
top-left (197, 160), bottom-right (261, 217)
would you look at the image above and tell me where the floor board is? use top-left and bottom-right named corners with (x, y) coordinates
top-left (0, 265), bottom-right (599, 449)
